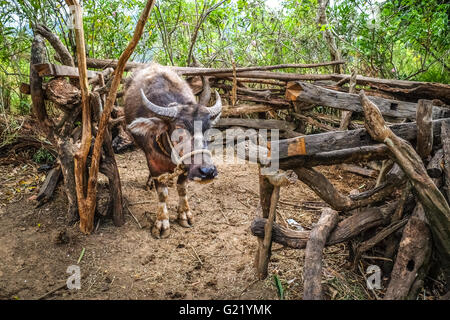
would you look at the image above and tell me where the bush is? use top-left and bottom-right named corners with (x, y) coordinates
top-left (32, 147), bottom-right (55, 164)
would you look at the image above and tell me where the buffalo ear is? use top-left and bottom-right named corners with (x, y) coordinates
top-left (127, 117), bottom-right (167, 137)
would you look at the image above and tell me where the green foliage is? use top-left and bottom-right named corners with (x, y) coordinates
top-left (0, 0), bottom-right (448, 113)
top-left (32, 147), bottom-right (55, 164)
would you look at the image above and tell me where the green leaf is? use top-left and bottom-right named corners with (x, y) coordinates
top-left (273, 274), bottom-right (284, 300)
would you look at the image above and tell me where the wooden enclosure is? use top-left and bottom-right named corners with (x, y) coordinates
top-left (18, 0), bottom-right (450, 300)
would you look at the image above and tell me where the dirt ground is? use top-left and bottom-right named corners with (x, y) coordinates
top-left (0, 148), bottom-right (386, 300)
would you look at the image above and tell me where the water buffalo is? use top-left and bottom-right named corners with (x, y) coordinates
top-left (124, 63), bottom-right (222, 238)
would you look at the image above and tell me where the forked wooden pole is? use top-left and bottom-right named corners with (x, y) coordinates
top-left (66, 0), bottom-right (156, 234)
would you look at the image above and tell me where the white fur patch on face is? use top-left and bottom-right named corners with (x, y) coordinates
top-left (127, 117), bottom-right (155, 137)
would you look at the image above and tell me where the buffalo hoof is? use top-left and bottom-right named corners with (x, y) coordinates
top-left (151, 219), bottom-right (170, 239)
top-left (178, 219), bottom-right (192, 228)
top-left (177, 211), bottom-right (194, 228)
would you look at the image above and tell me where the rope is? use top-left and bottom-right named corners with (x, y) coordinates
top-left (150, 131), bottom-right (213, 186)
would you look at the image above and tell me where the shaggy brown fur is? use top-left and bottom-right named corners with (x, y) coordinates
top-left (123, 63), bottom-right (219, 238)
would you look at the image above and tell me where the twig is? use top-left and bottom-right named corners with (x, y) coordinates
top-left (129, 200), bottom-right (153, 206)
top-left (36, 282), bottom-right (67, 300)
top-left (127, 205), bottom-right (142, 229)
top-left (189, 244), bottom-right (203, 265)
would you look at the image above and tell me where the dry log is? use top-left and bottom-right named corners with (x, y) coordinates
top-left (214, 118), bottom-right (296, 131)
top-left (85, 57), bottom-right (344, 73)
top-left (84, 57), bottom-right (450, 102)
top-left (36, 166), bottom-right (62, 206)
top-left (276, 118), bottom-right (448, 159)
top-left (20, 83), bottom-right (31, 95)
top-left (45, 78), bottom-right (81, 108)
top-left (221, 104), bottom-right (275, 117)
top-left (223, 93), bottom-right (290, 107)
top-left (427, 149), bottom-right (444, 178)
top-left (250, 200), bottom-right (404, 249)
top-left (279, 145), bottom-right (390, 169)
top-left (57, 138), bottom-right (79, 222)
top-left (99, 127), bottom-right (124, 225)
top-left (30, 34), bottom-right (52, 137)
top-left (213, 82), bottom-right (272, 99)
top-left (376, 160), bottom-right (394, 187)
top-left (353, 218), bottom-right (408, 266)
top-left (303, 208), bottom-right (339, 300)
top-left (232, 78), bottom-right (286, 86)
top-left (341, 164), bottom-right (378, 178)
top-left (293, 167), bottom-right (404, 211)
top-left (34, 63), bottom-right (99, 79)
top-left (383, 204), bottom-right (432, 300)
top-left (286, 82), bottom-right (449, 120)
top-left (292, 112), bottom-right (334, 132)
top-left (34, 24), bottom-right (74, 67)
top-left (360, 90), bottom-right (450, 280)
top-left (416, 99), bottom-right (434, 158)
top-left (442, 122), bottom-right (450, 202)
top-left (384, 155), bottom-right (443, 298)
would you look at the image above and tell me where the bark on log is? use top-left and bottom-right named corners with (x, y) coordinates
top-left (341, 164), bottom-right (378, 178)
top-left (416, 99), bottom-right (434, 158)
top-left (36, 166), bottom-right (62, 206)
top-left (286, 82), bottom-right (449, 120)
top-left (360, 90), bottom-right (450, 280)
top-left (85, 57), bottom-right (344, 73)
top-left (30, 34), bottom-right (52, 137)
top-left (250, 200), bottom-right (405, 249)
top-left (442, 122), bottom-right (450, 202)
top-left (57, 139), bottom-right (79, 222)
top-left (293, 167), bottom-right (404, 212)
top-left (221, 104), bottom-right (275, 117)
top-left (34, 63), bottom-right (99, 79)
top-left (427, 149), bottom-right (444, 179)
top-left (84, 57), bottom-right (450, 103)
top-left (214, 118), bottom-right (296, 131)
top-left (383, 204), bottom-right (432, 300)
top-left (279, 145), bottom-right (389, 169)
top-left (34, 24), bottom-right (74, 67)
top-left (99, 127), bottom-right (124, 225)
top-left (292, 112), bottom-right (335, 132)
top-left (303, 208), bottom-right (339, 300)
top-left (45, 78), bottom-right (81, 108)
top-left (353, 218), bottom-right (408, 266)
top-left (276, 118), bottom-right (448, 159)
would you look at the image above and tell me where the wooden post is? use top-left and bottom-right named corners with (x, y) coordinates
top-left (255, 170), bottom-right (297, 279)
top-left (339, 69), bottom-right (357, 130)
top-left (65, 0), bottom-right (93, 233)
top-left (30, 34), bottom-right (53, 139)
top-left (66, 0), bottom-right (156, 234)
top-left (416, 99), bottom-right (434, 159)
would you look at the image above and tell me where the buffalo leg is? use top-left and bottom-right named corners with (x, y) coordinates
top-left (177, 174), bottom-right (194, 228)
top-left (152, 180), bottom-right (170, 239)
